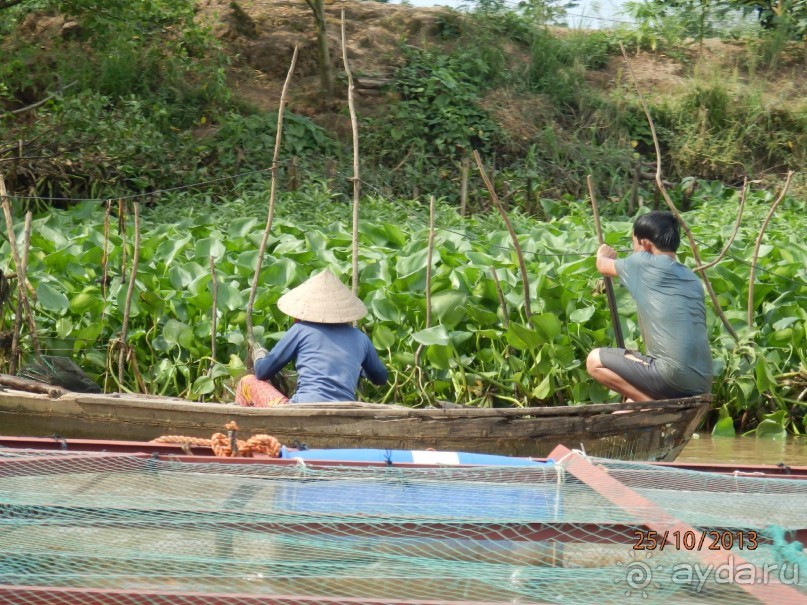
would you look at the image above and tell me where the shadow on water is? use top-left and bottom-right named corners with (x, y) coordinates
top-left (677, 434), bottom-right (807, 466)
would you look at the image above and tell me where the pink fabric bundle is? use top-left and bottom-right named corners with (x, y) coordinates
top-left (235, 375), bottom-right (289, 407)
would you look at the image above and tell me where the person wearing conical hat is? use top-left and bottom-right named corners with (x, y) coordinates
top-left (235, 270), bottom-right (388, 406)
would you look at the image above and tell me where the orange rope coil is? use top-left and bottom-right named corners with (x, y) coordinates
top-left (151, 421), bottom-right (282, 458)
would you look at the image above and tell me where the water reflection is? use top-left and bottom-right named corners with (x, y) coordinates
top-left (678, 434), bottom-right (807, 465)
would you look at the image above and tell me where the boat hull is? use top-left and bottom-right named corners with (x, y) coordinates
top-left (0, 390), bottom-right (710, 461)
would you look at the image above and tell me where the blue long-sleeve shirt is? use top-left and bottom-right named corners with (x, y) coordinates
top-left (254, 321), bottom-right (389, 403)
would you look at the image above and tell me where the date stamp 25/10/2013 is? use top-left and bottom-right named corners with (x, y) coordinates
top-left (633, 529), bottom-right (758, 551)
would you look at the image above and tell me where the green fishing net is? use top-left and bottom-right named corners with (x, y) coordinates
top-left (0, 447), bottom-right (804, 604)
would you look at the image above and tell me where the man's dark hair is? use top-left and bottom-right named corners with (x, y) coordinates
top-left (633, 211), bottom-right (680, 252)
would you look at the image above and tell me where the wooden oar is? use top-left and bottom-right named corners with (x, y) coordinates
top-left (587, 176), bottom-right (625, 349)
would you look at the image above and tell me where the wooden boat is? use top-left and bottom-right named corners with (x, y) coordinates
top-left (0, 377), bottom-right (711, 461)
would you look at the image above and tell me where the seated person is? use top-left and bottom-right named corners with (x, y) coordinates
top-left (586, 211), bottom-right (713, 402)
top-left (236, 270), bottom-right (388, 406)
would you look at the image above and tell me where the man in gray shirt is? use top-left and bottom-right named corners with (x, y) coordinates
top-left (586, 211), bottom-right (713, 402)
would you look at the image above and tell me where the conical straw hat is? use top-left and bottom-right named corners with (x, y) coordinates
top-left (277, 270), bottom-right (367, 323)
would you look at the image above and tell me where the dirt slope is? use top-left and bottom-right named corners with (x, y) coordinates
top-left (198, 0), bottom-right (452, 118)
top-left (197, 0), bottom-right (806, 143)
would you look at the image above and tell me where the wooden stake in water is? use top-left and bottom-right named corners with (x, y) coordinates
top-left (490, 268), bottom-right (509, 329)
top-left (459, 156), bottom-right (469, 217)
top-left (473, 150), bottom-right (531, 321)
top-left (209, 255), bottom-right (218, 375)
top-left (245, 46), bottom-right (298, 371)
top-left (414, 196), bottom-right (436, 370)
top-left (101, 200), bottom-right (112, 324)
top-left (425, 195), bottom-right (435, 330)
top-left (118, 202), bottom-right (140, 390)
top-left (118, 200), bottom-right (127, 284)
top-left (9, 213), bottom-right (34, 372)
top-left (342, 10), bottom-right (360, 295)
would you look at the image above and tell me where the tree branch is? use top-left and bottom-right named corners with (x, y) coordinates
top-left (695, 178), bottom-right (747, 272)
top-left (0, 0), bottom-right (28, 11)
top-left (209, 255), bottom-right (218, 376)
top-left (342, 10), bottom-right (360, 295)
top-left (747, 171), bottom-right (793, 329)
top-left (414, 195), bottom-right (436, 370)
top-left (473, 150), bottom-right (531, 320)
top-left (245, 46), bottom-right (298, 369)
top-left (118, 201), bottom-right (140, 390)
top-left (1, 82), bottom-right (77, 117)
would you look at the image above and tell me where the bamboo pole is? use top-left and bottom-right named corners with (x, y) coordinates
top-left (490, 268), bottom-right (509, 329)
top-left (0, 177), bottom-right (20, 275)
top-left (460, 156), bottom-right (469, 217)
top-left (473, 150), bottom-right (531, 320)
top-left (101, 200), bottom-right (111, 322)
top-left (501, 180), bottom-right (510, 211)
top-left (118, 200), bottom-right (127, 284)
top-left (425, 195), bottom-right (435, 330)
top-left (341, 10), bottom-right (361, 295)
top-left (19, 210), bottom-right (33, 338)
top-left (245, 46), bottom-right (298, 371)
top-left (9, 213), bottom-right (33, 372)
top-left (10, 294), bottom-right (22, 374)
top-left (209, 255), bottom-right (218, 373)
top-left (747, 171), bottom-right (793, 329)
top-left (629, 156), bottom-right (640, 215)
top-left (0, 271), bottom-right (8, 334)
top-left (325, 158), bottom-right (337, 192)
top-left (288, 156), bottom-right (300, 191)
top-left (620, 43), bottom-right (738, 342)
top-left (101, 200), bottom-right (113, 394)
top-left (414, 195), bottom-right (436, 370)
top-left (128, 349), bottom-right (147, 394)
top-left (587, 175), bottom-right (625, 349)
top-left (118, 202), bottom-right (140, 390)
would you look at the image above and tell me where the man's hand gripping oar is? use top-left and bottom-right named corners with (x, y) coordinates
top-left (586, 175), bottom-right (625, 350)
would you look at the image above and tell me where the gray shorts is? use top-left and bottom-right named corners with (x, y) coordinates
top-left (599, 348), bottom-right (690, 400)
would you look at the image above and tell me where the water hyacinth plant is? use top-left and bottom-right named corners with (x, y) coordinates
top-left (1, 181), bottom-right (805, 434)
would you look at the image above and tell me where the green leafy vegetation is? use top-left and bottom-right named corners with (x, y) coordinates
top-left (0, 0), bottom-right (805, 435)
top-left (1, 183), bottom-right (805, 434)
top-left (654, 82), bottom-right (806, 180)
top-left (0, 0), bottom-right (229, 198)
top-left (2, 0), bottom-right (803, 202)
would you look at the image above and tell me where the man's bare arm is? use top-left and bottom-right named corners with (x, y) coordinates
top-left (596, 244), bottom-right (618, 277)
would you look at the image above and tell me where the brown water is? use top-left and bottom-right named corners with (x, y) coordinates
top-left (677, 433), bottom-right (807, 465)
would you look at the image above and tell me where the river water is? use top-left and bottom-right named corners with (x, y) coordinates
top-left (677, 433), bottom-right (807, 466)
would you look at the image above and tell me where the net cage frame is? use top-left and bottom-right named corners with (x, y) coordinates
top-left (0, 444), bottom-right (805, 605)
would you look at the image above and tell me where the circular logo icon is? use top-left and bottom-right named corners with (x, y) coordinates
top-left (625, 561), bottom-right (653, 591)
top-left (614, 551), bottom-right (663, 598)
